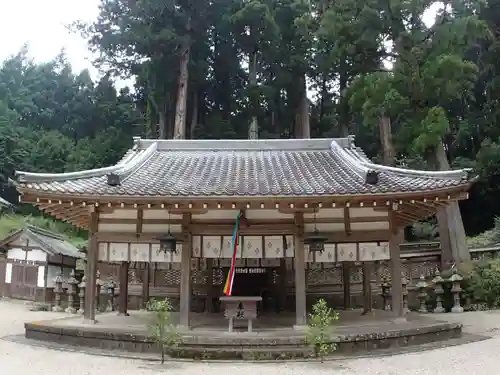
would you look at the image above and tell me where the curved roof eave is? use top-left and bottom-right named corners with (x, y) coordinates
top-left (15, 137), bottom-right (157, 184)
top-left (16, 183), bottom-right (472, 203)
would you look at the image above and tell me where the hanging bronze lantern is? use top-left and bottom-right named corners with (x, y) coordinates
top-left (156, 208), bottom-right (182, 254)
top-left (305, 229), bottom-right (328, 253)
top-left (157, 232), bottom-right (178, 254)
top-left (304, 206), bottom-right (328, 253)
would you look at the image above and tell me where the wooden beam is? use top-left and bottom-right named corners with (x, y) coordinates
top-left (95, 229), bottom-right (390, 243)
top-left (19, 189), bottom-right (470, 210)
top-left (344, 207), bottom-right (352, 234)
top-left (136, 209), bottom-right (144, 235)
top-left (97, 216), bottom-right (389, 225)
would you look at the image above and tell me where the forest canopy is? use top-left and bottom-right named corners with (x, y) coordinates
top-left (1, 0), bottom-right (500, 246)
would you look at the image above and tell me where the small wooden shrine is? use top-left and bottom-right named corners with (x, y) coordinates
top-left (13, 136), bottom-right (472, 328)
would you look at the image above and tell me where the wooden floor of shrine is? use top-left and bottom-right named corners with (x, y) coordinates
top-left (32, 309), bottom-right (453, 334)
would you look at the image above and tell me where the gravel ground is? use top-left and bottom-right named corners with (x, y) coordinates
top-left (1, 300), bottom-right (500, 375)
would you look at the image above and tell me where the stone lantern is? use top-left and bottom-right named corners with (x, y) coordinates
top-left (416, 274), bottom-right (428, 313)
top-left (96, 270), bottom-right (103, 312)
top-left (65, 269), bottom-right (78, 314)
top-left (52, 269), bottom-right (64, 312)
top-left (401, 272), bottom-right (409, 314)
top-left (449, 268), bottom-right (464, 313)
top-left (432, 269), bottom-right (445, 313)
top-left (78, 276), bottom-right (86, 314)
top-left (106, 280), bottom-right (117, 312)
top-left (380, 276), bottom-right (391, 311)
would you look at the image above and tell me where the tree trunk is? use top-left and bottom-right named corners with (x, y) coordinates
top-left (378, 115), bottom-right (395, 166)
top-left (339, 69), bottom-right (349, 137)
top-left (189, 90), bottom-right (198, 140)
top-left (378, 114), bottom-right (404, 243)
top-left (319, 74), bottom-right (327, 123)
top-left (145, 100), bottom-right (157, 138)
top-left (434, 141), bottom-right (470, 266)
top-left (294, 74), bottom-right (310, 138)
top-left (158, 100), bottom-right (168, 139)
top-left (173, 18), bottom-right (191, 140)
top-left (248, 49), bottom-right (258, 139)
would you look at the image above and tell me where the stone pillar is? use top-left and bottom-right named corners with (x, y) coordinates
top-left (389, 209), bottom-right (404, 319)
top-left (293, 212), bottom-right (307, 328)
top-left (118, 261), bottom-right (129, 316)
top-left (83, 208), bottom-right (99, 324)
top-left (342, 262), bottom-right (352, 309)
top-left (142, 263), bottom-right (150, 310)
top-left (179, 213), bottom-right (192, 328)
top-left (362, 262), bottom-right (373, 314)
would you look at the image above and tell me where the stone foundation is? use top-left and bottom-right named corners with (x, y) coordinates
top-left (24, 312), bottom-right (462, 360)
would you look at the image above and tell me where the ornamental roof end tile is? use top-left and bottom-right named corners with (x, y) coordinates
top-left (14, 137), bottom-right (474, 198)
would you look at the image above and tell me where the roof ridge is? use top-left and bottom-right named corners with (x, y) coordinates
top-left (329, 139), bottom-right (372, 182)
top-left (343, 139), bottom-right (471, 182)
top-left (137, 137), bottom-right (351, 151)
top-left (112, 141), bottom-right (158, 183)
top-left (26, 225), bottom-right (65, 241)
top-left (368, 163), bottom-right (471, 181)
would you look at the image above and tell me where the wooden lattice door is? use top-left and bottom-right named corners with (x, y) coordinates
top-left (10, 263), bottom-right (38, 300)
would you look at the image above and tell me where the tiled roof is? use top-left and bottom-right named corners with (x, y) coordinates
top-left (0, 225), bottom-right (83, 258)
top-left (14, 136), bottom-right (472, 198)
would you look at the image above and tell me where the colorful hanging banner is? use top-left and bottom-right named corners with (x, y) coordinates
top-left (223, 211), bottom-right (242, 296)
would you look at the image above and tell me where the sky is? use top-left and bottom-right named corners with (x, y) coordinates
top-left (0, 0), bottom-right (100, 78)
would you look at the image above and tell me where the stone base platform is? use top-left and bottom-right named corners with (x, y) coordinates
top-left (25, 310), bottom-right (462, 360)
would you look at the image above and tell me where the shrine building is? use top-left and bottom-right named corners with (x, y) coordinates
top-left (14, 136), bottom-right (472, 328)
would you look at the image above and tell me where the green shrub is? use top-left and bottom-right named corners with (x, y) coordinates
top-left (467, 217), bottom-right (500, 248)
top-left (307, 298), bottom-right (339, 362)
top-left (146, 298), bottom-right (180, 363)
top-left (467, 259), bottom-right (500, 308)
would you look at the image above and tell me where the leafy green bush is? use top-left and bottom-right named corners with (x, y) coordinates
top-left (146, 298), bottom-right (180, 364)
top-left (467, 260), bottom-right (500, 308)
top-left (467, 217), bottom-right (500, 248)
top-left (307, 298), bottom-right (339, 361)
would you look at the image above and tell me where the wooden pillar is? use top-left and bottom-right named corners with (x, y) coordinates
top-left (278, 258), bottom-right (287, 312)
top-left (362, 262), bottom-right (373, 314)
top-left (0, 253), bottom-right (6, 298)
top-left (118, 261), bottom-right (129, 315)
top-left (293, 212), bottom-right (307, 328)
top-left (142, 263), bottom-right (150, 309)
top-left (437, 207), bottom-right (453, 269)
top-left (389, 208), bottom-right (404, 318)
top-left (179, 213), bottom-right (192, 328)
top-left (83, 208), bottom-right (99, 323)
top-left (205, 259), bottom-right (213, 313)
top-left (342, 262), bottom-right (352, 309)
